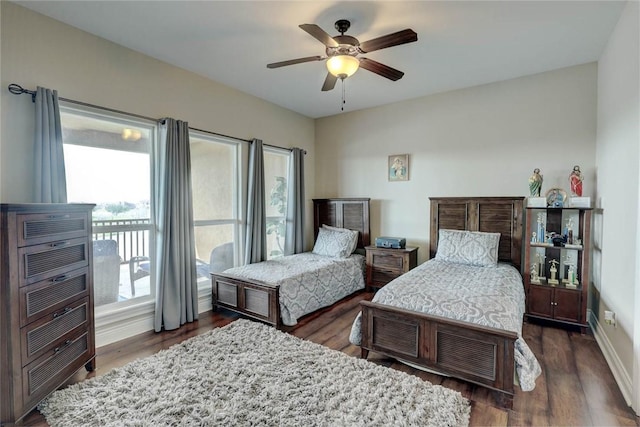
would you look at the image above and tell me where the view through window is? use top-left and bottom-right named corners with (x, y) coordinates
top-left (61, 104), bottom-right (155, 308)
top-left (190, 132), bottom-right (241, 289)
top-left (264, 148), bottom-right (290, 259)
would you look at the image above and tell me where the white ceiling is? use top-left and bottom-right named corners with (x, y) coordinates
top-left (15, 1), bottom-right (625, 119)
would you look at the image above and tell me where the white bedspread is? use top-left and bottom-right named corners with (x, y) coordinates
top-left (349, 259), bottom-right (541, 391)
top-left (222, 252), bottom-right (365, 326)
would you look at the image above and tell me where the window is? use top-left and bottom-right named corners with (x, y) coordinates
top-left (190, 131), bottom-right (242, 289)
top-left (264, 148), bottom-right (290, 259)
top-left (60, 104), bottom-right (156, 309)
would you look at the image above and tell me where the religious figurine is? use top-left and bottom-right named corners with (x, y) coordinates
top-left (569, 165), bottom-right (583, 197)
top-left (529, 168), bottom-right (543, 197)
top-left (548, 259), bottom-right (559, 285)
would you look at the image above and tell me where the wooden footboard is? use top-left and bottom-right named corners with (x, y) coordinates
top-left (360, 300), bottom-right (517, 407)
top-left (212, 273), bottom-right (281, 328)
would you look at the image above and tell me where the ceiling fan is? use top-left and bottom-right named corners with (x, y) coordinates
top-left (267, 19), bottom-right (418, 91)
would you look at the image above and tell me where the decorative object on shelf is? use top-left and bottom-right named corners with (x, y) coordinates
top-left (569, 196), bottom-right (591, 208)
top-left (569, 165), bottom-right (583, 197)
top-left (545, 188), bottom-right (567, 208)
top-left (562, 254), bottom-right (573, 284)
top-left (531, 232), bottom-right (537, 243)
top-left (388, 154), bottom-right (409, 181)
top-left (548, 259), bottom-right (559, 285)
top-left (528, 168), bottom-right (543, 197)
top-left (536, 213), bottom-right (545, 243)
top-left (536, 253), bottom-right (547, 280)
top-left (564, 217), bottom-right (574, 244)
top-left (527, 197), bottom-right (547, 207)
top-left (530, 263), bottom-right (541, 284)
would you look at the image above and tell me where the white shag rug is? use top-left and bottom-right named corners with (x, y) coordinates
top-left (39, 319), bottom-right (470, 426)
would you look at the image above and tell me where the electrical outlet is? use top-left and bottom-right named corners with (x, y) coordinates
top-left (604, 310), bottom-right (616, 326)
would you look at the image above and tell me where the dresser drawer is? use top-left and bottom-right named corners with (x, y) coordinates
top-left (22, 331), bottom-right (93, 412)
top-left (17, 211), bottom-right (90, 247)
top-left (18, 238), bottom-right (90, 286)
top-left (21, 297), bottom-right (91, 365)
top-left (20, 268), bottom-right (90, 327)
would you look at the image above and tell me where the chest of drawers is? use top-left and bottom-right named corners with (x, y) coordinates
top-left (1, 203), bottom-right (96, 424)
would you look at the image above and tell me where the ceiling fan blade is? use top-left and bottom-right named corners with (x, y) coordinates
top-left (321, 73), bottom-right (338, 91)
top-left (267, 56), bottom-right (324, 69)
top-left (299, 24), bottom-right (339, 48)
top-left (359, 58), bottom-right (405, 81)
top-left (358, 29), bottom-right (417, 53)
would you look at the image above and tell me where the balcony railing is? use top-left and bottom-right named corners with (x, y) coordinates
top-left (92, 218), bottom-right (151, 263)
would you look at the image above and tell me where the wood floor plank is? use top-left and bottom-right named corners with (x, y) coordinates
top-left (542, 326), bottom-right (594, 426)
top-left (470, 401), bottom-right (508, 426)
top-left (572, 332), bottom-right (636, 421)
top-left (19, 291), bottom-right (636, 427)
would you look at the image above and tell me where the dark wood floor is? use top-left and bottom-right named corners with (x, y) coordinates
top-left (22, 291), bottom-right (638, 426)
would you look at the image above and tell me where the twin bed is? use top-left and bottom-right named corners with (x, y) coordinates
top-left (211, 198), bottom-right (370, 327)
top-left (212, 196), bottom-right (540, 407)
top-left (351, 196), bottom-right (541, 407)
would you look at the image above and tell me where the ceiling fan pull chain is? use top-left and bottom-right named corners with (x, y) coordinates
top-left (341, 78), bottom-right (346, 111)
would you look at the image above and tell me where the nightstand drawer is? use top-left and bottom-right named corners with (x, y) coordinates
top-left (370, 252), bottom-right (404, 271)
top-left (371, 268), bottom-right (401, 285)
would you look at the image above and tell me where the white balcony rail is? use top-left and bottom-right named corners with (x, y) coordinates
top-left (92, 219), bottom-right (151, 264)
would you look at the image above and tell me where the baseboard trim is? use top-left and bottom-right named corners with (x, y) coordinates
top-left (589, 309), bottom-right (633, 406)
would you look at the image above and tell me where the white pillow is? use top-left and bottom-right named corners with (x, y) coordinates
top-left (322, 224), bottom-right (359, 254)
top-left (435, 229), bottom-right (500, 267)
top-left (312, 227), bottom-right (355, 258)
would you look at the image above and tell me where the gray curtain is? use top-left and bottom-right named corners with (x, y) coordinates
top-left (154, 118), bottom-right (198, 332)
top-left (34, 86), bottom-right (67, 203)
top-left (244, 138), bottom-right (266, 264)
top-left (284, 148), bottom-right (305, 255)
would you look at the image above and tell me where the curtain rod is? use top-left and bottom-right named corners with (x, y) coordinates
top-left (8, 83), bottom-right (305, 154)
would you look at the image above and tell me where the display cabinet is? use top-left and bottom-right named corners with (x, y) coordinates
top-left (523, 206), bottom-right (592, 332)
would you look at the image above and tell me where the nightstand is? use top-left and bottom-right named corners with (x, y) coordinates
top-left (365, 245), bottom-right (418, 290)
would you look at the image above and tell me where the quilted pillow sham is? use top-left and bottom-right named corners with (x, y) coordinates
top-left (312, 227), bottom-right (355, 258)
top-left (322, 224), bottom-right (359, 255)
top-left (435, 229), bottom-right (501, 267)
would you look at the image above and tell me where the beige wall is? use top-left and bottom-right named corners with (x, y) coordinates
top-left (316, 63), bottom-right (598, 263)
top-left (596, 0), bottom-right (640, 408)
top-left (0, 2), bottom-right (315, 246)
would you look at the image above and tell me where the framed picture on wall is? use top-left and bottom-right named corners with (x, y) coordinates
top-left (388, 154), bottom-right (409, 181)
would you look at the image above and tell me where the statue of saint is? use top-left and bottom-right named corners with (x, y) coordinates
top-left (569, 165), bottom-right (583, 197)
top-left (528, 168), bottom-right (543, 197)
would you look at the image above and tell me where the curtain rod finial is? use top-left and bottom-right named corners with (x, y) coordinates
top-left (8, 83), bottom-right (36, 102)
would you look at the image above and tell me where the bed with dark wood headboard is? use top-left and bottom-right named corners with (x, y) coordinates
top-left (358, 196), bottom-right (526, 408)
top-left (211, 198), bottom-right (370, 328)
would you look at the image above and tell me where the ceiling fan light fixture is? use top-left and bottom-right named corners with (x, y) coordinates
top-left (326, 55), bottom-right (359, 79)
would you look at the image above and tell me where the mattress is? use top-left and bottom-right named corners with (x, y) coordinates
top-left (222, 252), bottom-right (365, 326)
